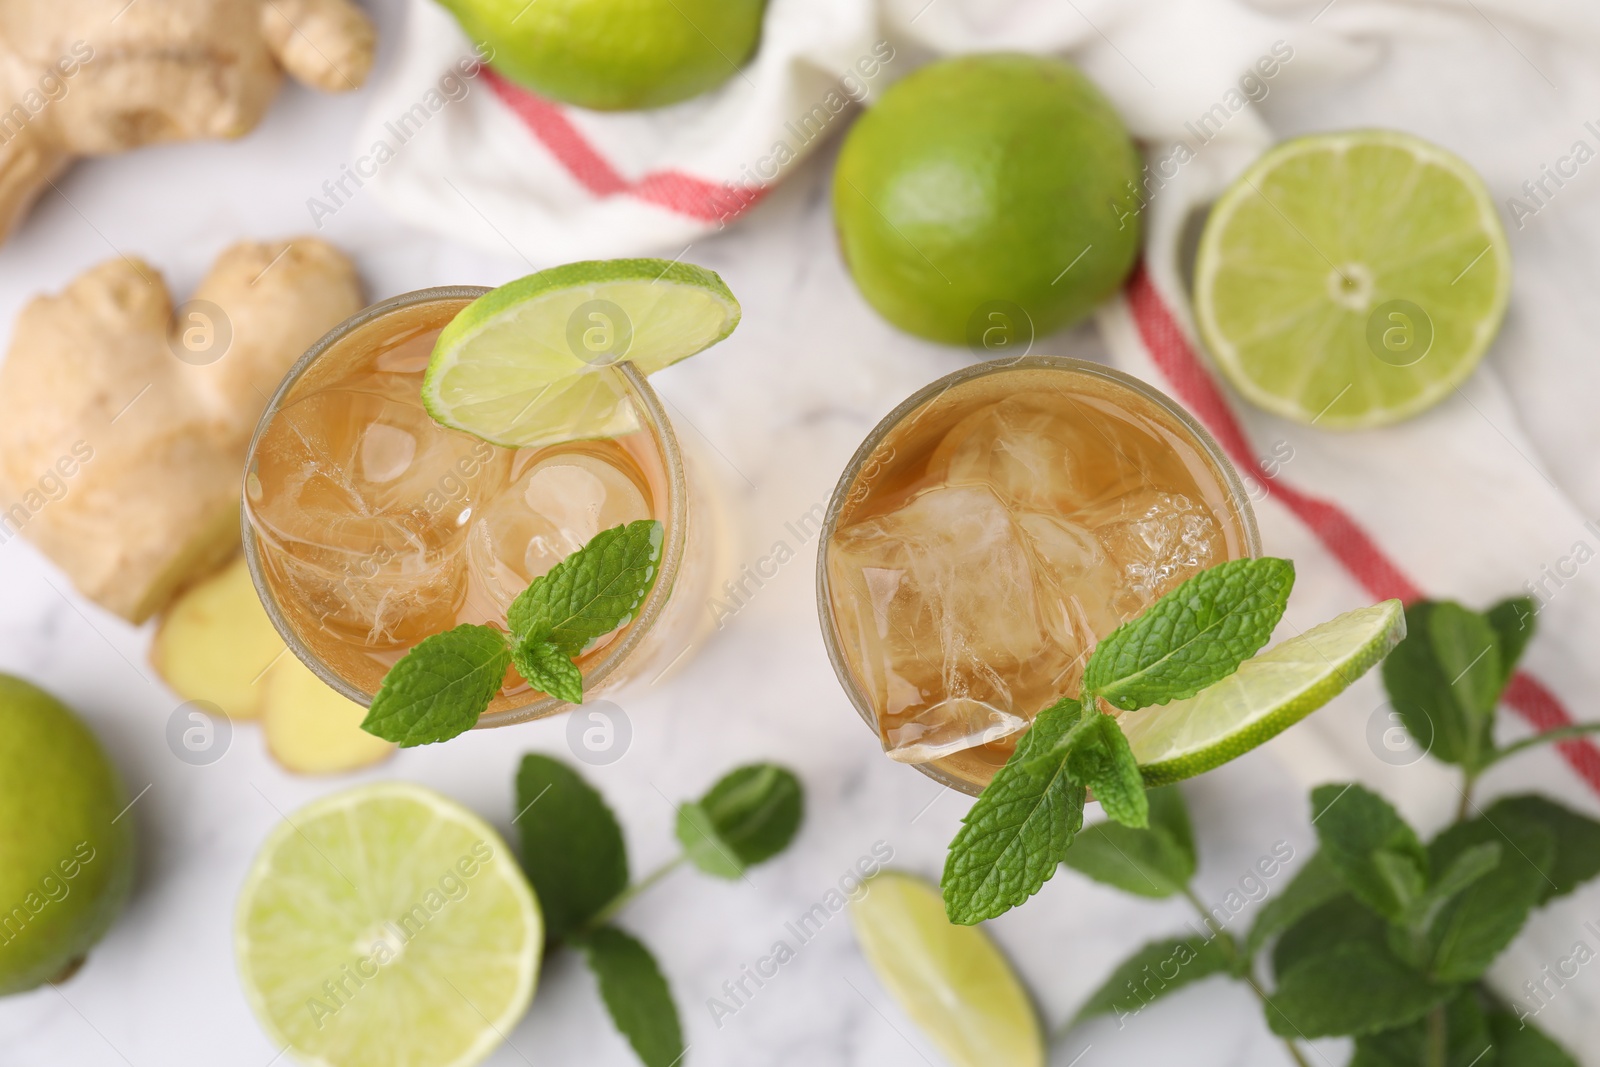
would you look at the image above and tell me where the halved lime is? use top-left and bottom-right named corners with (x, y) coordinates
top-left (849, 870), bottom-right (1043, 1067)
top-left (423, 259), bottom-right (740, 448)
top-left (1122, 600), bottom-right (1405, 785)
top-left (236, 783), bottom-right (541, 1067)
top-left (1194, 131), bottom-right (1510, 429)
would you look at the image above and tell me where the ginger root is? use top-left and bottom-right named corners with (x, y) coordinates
top-left (151, 552), bottom-right (395, 772)
top-left (150, 555), bottom-right (284, 719)
top-left (0, 0), bottom-right (376, 240)
top-left (0, 237), bottom-right (363, 622)
top-left (262, 655), bottom-right (394, 774)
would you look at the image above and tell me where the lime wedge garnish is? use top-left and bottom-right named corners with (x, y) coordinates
top-left (236, 783), bottom-right (541, 1067)
top-left (1121, 600), bottom-right (1406, 785)
top-left (423, 258), bottom-right (741, 447)
top-left (1194, 131), bottom-right (1510, 428)
top-left (849, 870), bottom-right (1044, 1067)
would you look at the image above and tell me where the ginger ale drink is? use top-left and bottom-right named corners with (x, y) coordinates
top-left (243, 288), bottom-right (716, 725)
top-left (818, 357), bottom-right (1258, 793)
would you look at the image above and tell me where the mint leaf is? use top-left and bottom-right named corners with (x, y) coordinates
top-left (1428, 602), bottom-right (1502, 754)
top-left (1486, 596), bottom-right (1536, 689)
top-left (514, 754), bottom-right (628, 943)
top-left (1266, 942), bottom-right (1453, 1039)
top-left (1245, 850), bottom-right (1347, 956)
top-left (1388, 842), bottom-right (1501, 971)
top-left (1070, 936), bottom-right (1230, 1025)
top-left (1349, 988), bottom-right (1492, 1067)
top-left (1311, 783), bottom-right (1426, 920)
top-left (509, 519), bottom-right (663, 653)
top-left (676, 764), bottom-right (803, 879)
top-left (1082, 557), bottom-right (1293, 711)
top-left (1381, 601), bottom-right (1500, 770)
top-left (1063, 817), bottom-right (1193, 899)
top-left (1487, 1005), bottom-right (1581, 1066)
top-left (1481, 794), bottom-right (1600, 903)
top-left (511, 634), bottom-right (584, 704)
top-left (1272, 895), bottom-right (1387, 981)
top-left (1146, 785), bottom-right (1196, 865)
top-left (1423, 819), bottom-right (1554, 981)
top-left (1066, 711), bottom-right (1148, 827)
top-left (577, 925), bottom-right (685, 1067)
top-left (361, 624), bottom-right (510, 746)
top-left (942, 698), bottom-right (1089, 924)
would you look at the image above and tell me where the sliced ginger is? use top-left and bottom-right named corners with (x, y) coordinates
top-left (153, 551), bottom-right (395, 773)
top-left (0, 237), bottom-right (363, 622)
top-left (262, 655), bottom-right (395, 775)
top-left (150, 555), bottom-right (285, 719)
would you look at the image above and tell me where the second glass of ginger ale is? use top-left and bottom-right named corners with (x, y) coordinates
top-left (817, 355), bottom-right (1260, 794)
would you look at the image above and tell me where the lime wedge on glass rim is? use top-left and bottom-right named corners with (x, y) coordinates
top-left (849, 870), bottom-right (1044, 1067)
top-left (1194, 130), bottom-right (1510, 429)
top-left (1122, 599), bottom-right (1407, 785)
top-left (235, 783), bottom-right (541, 1067)
top-left (422, 259), bottom-right (741, 447)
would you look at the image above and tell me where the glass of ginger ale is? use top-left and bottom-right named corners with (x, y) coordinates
top-left (242, 286), bottom-right (721, 727)
top-left (817, 356), bottom-right (1260, 794)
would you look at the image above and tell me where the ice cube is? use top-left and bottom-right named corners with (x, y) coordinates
top-left (1081, 489), bottom-right (1219, 618)
top-left (1015, 512), bottom-right (1121, 680)
top-left (463, 449), bottom-right (650, 621)
top-left (246, 378), bottom-right (511, 646)
top-left (928, 395), bottom-right (1097, 512)
top-left (884, 699), bottom-right (1030, 764)
top-left (827, 485), bottom-right (1080, 762)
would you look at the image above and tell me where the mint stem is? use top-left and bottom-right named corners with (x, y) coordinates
top-left (1485, 721), bottom-right (1600, 769)
top-left (582, 854), bottom-right (686, 934)
top-left (1456, 769), bottom-right (1479, 823)
top-left (1425, 1003), bottom-right (1447, 1067)
top-left (1180, 887), bottom-right (1311, 1067)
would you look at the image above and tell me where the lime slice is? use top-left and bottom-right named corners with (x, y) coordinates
top-left (236, 783), bottom-right (541, 1067)
top-left (1194, 131), bottom-right (1510, 429)
top-left (423, 259), bottom-right (740, 448)
top-left (1122, 600), bottom-right (1406, 785)
top-left (849, 870), bottom-right (1043, 1067)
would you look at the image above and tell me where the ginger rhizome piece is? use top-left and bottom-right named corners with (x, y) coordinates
top-left (0, 0), bottom-right (377, 239)
top-left (150, 555), bottom-right (285, 719)
top-left (0, 237), bottom-right (364, 621)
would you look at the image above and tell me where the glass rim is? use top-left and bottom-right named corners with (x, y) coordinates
top-left (240, 285), bottom-right (689, 729)
top-left (813, 354), bottom-right (1263, 797)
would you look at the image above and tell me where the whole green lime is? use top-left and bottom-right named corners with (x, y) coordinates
top-left (833, 54), bottom-right (1143, 346)
top-left (447, 0), bottom-right (767, 110)
top-left (0, 675), bottom-right (133, 994)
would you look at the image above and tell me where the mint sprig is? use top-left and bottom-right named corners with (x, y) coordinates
top-left (941, 556), bottom-right (1295, 924)
top-left (361, 519), bottom-right (664, 747)
top-left (516, 755), bottom-right (803, 1067)
top-left (1048, 591), bottom-right (1600, 1067)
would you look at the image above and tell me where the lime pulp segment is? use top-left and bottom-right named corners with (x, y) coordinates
top-left (422, 259), bottom-right (740, 448)
top-left (1122, 600), bottom-right (1406, 785)
top-left (849, 870), bottom-right (1044, 1067)
top-left (1194, 131), bottom-right (1510, 429)
top-left (236, 783), bottom-right (541, 1067)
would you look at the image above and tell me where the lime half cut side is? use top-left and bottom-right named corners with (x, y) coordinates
top-left (849, 870), bottom-right (1044, 1067)
top-left (236, 783), bottom-right (541, 1067)
top-left (1194, 131), bottom-right (1510, 429)
top-left (423, 259), bottom-right (741, 448)
top-left (1122, 600), bottom-right (1406, 786)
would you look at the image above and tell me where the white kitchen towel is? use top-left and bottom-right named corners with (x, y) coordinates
top-left (349, 0), bottom-right (880, 263)
top-left (356, 0), bottom-right (1600, 1056)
